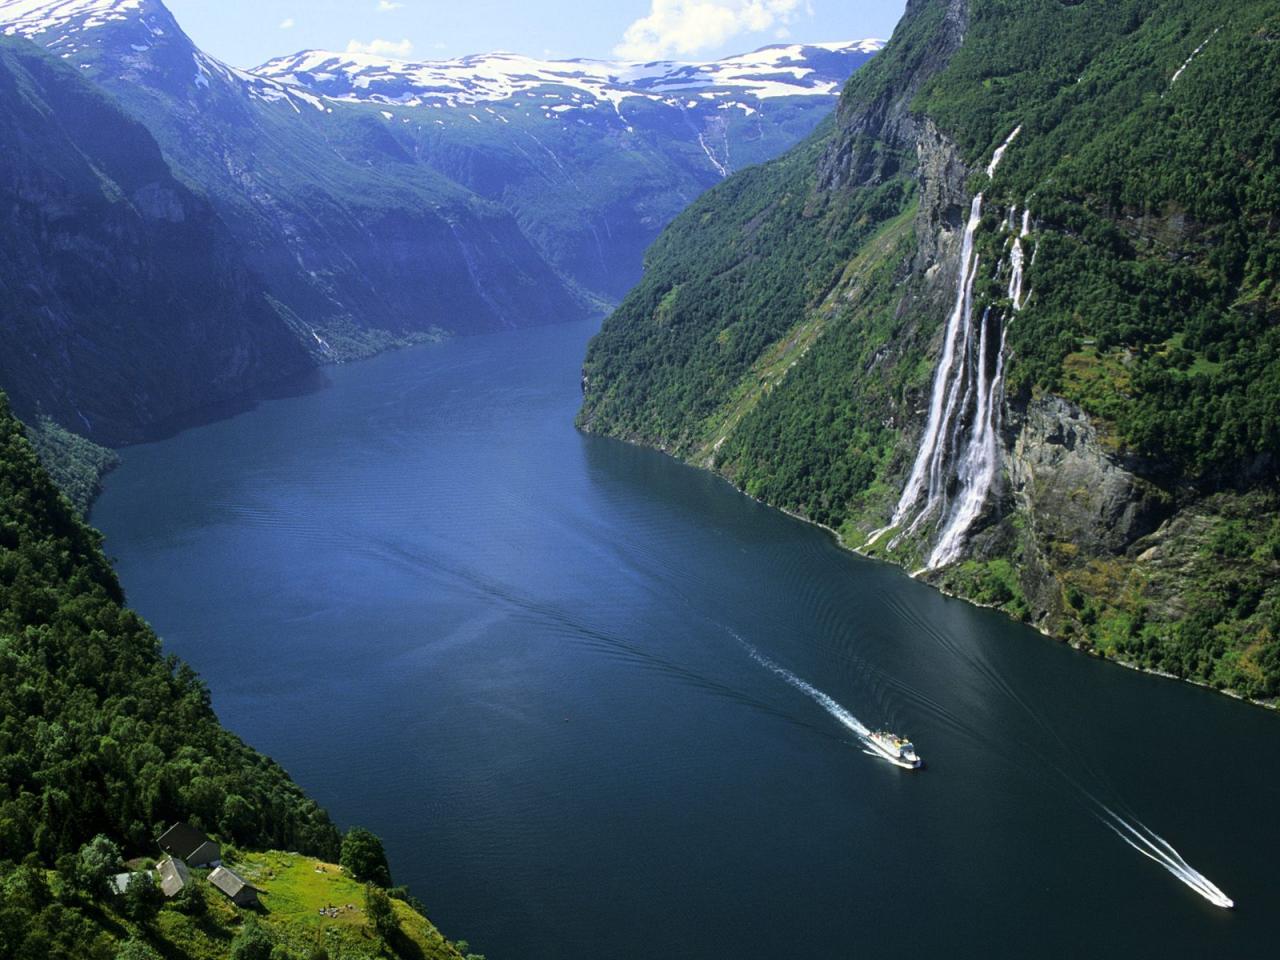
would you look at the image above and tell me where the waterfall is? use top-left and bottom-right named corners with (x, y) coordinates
top-left (1170, 28), bottom-right (1219, 86)
top-left (927, 308), bottom-right (1007, 568)
top-left (885, 194), bottom-right (985, 541)
top-left (984, 125), bottom-right (1021, 177)
top-left (881, 126), bottom-right (1027, 568)
top-left (448, 222), bottom-right (509, 327)
top-left (1008, 208), bottom-right (1030, 308)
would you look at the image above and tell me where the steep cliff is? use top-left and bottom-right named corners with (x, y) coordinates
top-left (0, 35), bottom-right (311, 445)
top-left (580, 0), bottom-right (1280, 702)
top-left (0, 0), bottom-right (583, 349)
top-left (258, 41), bottom-right (885, 303)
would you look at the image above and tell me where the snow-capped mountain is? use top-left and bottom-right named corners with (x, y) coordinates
top-left (0, 0), bottom-right (583, 334)
top-left (0, 27), bottom-right (313, 445)
top-left (253, 42), bottom-right (884, 272)
top-left (0, 0), bottom-right (327, 111)
top-left (0, 0), bottom-right (141, 36)
top-left (257, 40), bottom-right (885, 113)
top-left (0, 0), bottom-right (884, 439)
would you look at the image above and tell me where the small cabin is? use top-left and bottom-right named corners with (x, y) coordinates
top-left (209, 865), bottom-right (259, 908)
top-left (157, 822), bottom-right (221, 868)
top-left (157, 856), bottom-right (191, 898)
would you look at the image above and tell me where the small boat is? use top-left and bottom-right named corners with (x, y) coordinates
top-left (864, 730), bottom-right (923, 769)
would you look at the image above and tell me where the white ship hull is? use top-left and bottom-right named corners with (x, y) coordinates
top-left (863, 732), bottom-right (923, 769)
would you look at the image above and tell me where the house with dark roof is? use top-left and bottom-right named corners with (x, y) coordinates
top-left (208, 865), bottom-right (259, 907)
top-left (157, 822), bottom-right (221, 868)
top-left (157, 856), bottom-right (191, 898)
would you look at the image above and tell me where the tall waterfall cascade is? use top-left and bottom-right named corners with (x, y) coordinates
top-left (876, 126), bottom-right (1032, 570)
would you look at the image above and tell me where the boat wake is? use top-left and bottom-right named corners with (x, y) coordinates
top-left (1094, 802), bottom-right (1234, 909)
top-left (735, 637), bottom-right (922, 770)
top-left (877, 595), bottom-right (1235, 909)
top-left (740, 641), bottom-right (868, 736)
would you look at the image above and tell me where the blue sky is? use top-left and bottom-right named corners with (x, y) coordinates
top-left (164, 0), bottom-right (907, 68)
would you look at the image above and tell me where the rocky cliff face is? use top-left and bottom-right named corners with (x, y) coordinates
top-left (0, 0), bottom-right (585, 346)
top-left (819, 0), bottom-right (967, 193)
top-left (0, 36), bottom-right (310, 445)
top-left (581, 0), bottom-right (1280, 703)
top-left (1009, 398), bottom-right (1168, 560)
top-left (975, 396), bottom-right (1174, 631)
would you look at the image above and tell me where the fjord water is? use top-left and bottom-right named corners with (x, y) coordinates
top-left (94, 319), bottom-right (1277, 958)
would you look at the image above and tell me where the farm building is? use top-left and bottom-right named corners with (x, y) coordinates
top-left (157, 822), bottom-right (221, 868)
top-left (209, 865), bottom-right (259, 907)
top-left (110, 871), bottom-right (150, 895)
top-left (157, 857), bottom-right (191, 898)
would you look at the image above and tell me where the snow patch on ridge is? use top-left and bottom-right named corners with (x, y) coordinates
top-left (254, 39), bottom-right (887, 112)
top-left (0, 0), bottom-right (143, 38)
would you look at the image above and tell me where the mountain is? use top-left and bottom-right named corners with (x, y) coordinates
top-left (258, 41), bottom-right (884, 107)
top-left (0, 34), bottom-right (310, 446)
top-left (580, 0), bottom-right (1280, 702)
top-left (0, 0), bottom-right (881, 452)
top-left (258, 40), bottom-right (885, 301)
top-left (0, 0), bottom-right (583, 352)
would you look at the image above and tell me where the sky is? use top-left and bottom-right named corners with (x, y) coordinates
top-left (163, 0), bottom-right (908, 68)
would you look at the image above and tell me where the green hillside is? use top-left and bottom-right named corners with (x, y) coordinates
top-left (1, 849), bottom-right (469, 960)
top-left (0, 392), bottom-right (475, 956)
top-left (580, 0), bottom-right (1280, 702)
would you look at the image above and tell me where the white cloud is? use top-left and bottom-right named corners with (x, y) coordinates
top-left (615, 0), bottom-right (805, 60)
top-left (278, 17), bottom-right (295, 30)
top-left (377, 1), bottom-right (404, 10)
top-left (346, 37), bottom-right (415, 58)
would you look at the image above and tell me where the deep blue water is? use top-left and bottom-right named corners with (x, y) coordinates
top-left (94, 318), bottom-right (1278, 958)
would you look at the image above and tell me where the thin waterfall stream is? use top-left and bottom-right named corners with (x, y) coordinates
top-left (876, 125), bottom-right (1027, 568)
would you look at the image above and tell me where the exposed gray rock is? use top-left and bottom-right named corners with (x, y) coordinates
top-left (911, 119), bottom-right (969, 276)
top-left (1008, 396), bottom-right (1171, 558)
top-left (817, 0), bottom-right (968, 193)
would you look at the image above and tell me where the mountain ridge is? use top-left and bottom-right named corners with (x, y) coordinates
top-left (0, 33), bottom-right (313, 446)
top-left (579, 0), bottom-right (1280, 704)
top-left (0, 0), bottom-right (884, 454)
top-left (255, 39), bottom-right (887, 110)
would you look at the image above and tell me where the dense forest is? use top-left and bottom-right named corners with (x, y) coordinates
top-left (577, 114), bottom-right (917, 453)
top-left (0, 392), bottom-right (340, 864)
top-left (580, 0), bottom-right (1280, 700)
top-left (914, 0), bottom-right (1280, 478)
top-left (0, 390), bottom-right (351, 957)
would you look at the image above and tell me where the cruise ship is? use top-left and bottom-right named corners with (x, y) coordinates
top-left (864, 731), bottom-right (923, 769)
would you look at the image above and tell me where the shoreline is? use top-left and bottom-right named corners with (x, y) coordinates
top-left (591, 426), bottom-right (1279, 715)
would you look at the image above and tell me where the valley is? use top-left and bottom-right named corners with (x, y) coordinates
top-left (0, 0), bottom-right (879, 451)
top-left (0, 0), bottom-right (1277, 957)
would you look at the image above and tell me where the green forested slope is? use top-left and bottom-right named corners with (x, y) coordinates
top-left (0, 35), bottom-right (313, 447)
top-left (579, 0), bottom-right (1280, 701)
top-left (915, 0), bottom-right (1280, 477)
top-left (0, 392), bottom-right (338, 864)
top-left (0, 390), bottom-right (338, 955)
top-left (576, 116), bottom-right (917, 452)
top-left (0, 393), bottom-right (483, 957)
